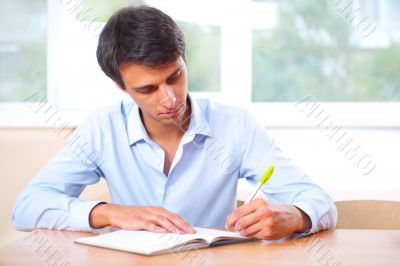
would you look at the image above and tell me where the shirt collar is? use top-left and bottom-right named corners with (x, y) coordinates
top-left (126, 94), bottom-right (212, 146)
top-left (186, 94), bottom-right (213, 138)
top-left (126, 100), bottom-right (150, 145)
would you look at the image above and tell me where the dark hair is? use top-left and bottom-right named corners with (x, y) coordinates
top-left (96, 5), bottom-right (186, 89)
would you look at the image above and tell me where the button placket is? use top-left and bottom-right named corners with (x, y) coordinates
top-left (150, 144), bottom-right (164, 172)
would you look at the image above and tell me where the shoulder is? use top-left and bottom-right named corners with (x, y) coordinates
top-left (71, 100), bottom-right (130, 154)
top-left (83, 99), bottom-right (131, 127)
top-left (194, 98), bottom-right (250, 124)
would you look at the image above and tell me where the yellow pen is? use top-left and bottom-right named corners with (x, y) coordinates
top-left (244, 164), bottom-right (274, 204)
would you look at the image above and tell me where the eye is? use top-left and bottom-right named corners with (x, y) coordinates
top-left (167, 71), bottom-right (181, 84)
top-left (137, 85), bottom-right (157, 94)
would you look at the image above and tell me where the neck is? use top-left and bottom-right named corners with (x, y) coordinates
top-left (141, 101), bottom-right (192, 142)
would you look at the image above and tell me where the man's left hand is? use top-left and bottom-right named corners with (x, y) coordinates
top-left (225, 198), bottom-right (311, 240)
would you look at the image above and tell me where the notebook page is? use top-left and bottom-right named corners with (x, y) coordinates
top-left (192, 227), bottom-right (249, 243)
top-left (75, 230), bottom-right (203, 255)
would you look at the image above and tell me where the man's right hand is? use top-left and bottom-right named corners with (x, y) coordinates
top-left (89, 203), bottom-right (196, 234)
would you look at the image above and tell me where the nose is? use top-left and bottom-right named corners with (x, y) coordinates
top-left (159, 85), bottom-right (176, 109)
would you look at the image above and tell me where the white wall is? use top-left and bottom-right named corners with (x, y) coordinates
top-left (239, 128), bottom-right (400, 201)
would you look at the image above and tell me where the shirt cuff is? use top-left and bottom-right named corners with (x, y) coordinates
top-left (291, 201), bottom-right (318, 236)
top-left (70, 200), bottom-right (106, 231)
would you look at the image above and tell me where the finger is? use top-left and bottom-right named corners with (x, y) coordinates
top-left (233, 210), bottom-right (261, 231)
top-left (246, 215), bottom-right (275, 240)
top-left (225, 203), bottom-right (258, 230)
top-left (239, 222), bottom-right (263, 237)
top-left (155, 207), bottom-right (195, 233)
top-left (152, 208), bottom-right (195, 234)
top-left (152, 214), bottom-right (182, 233)
top-left (144, 223), bottom-right (169, 233)
top-left (167, 214), bottom-right (196, 234)
top-left (159, 210), bottom-right (196, 234)
top-left (141, 208), bottom-right (181, 233)
top-left (252, 227), bottom-right (274, 240)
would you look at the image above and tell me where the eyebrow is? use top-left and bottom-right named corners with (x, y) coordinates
top-left (130, 67), bottom-right (182, 91)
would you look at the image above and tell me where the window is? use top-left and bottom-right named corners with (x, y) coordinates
top-left (1, 0), bottom-right (399, 127)
top-left (252, 0), bottom-right (400, 102)
top-left (0, 0), bottom-right (47, 102)
top-left (177, 22), bottom-right (221, 93)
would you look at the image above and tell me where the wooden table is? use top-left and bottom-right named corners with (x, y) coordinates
top-left (1, 229), bottom-right (399, 265)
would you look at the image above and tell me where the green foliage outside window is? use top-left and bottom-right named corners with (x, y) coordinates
top-left (252, 0), bottom-right (400, 102)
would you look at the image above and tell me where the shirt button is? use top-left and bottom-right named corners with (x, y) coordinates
top-left (156, 159), bottom-right (162, 165)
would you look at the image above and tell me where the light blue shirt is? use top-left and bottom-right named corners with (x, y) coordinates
top-left (13, 96), bottom-right (337, 234)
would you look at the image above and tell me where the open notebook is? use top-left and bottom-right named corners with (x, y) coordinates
top-left (74, 227), bottom-right (255, 256)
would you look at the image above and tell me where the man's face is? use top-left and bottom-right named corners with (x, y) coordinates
top-left (119, 57), bottom-right (189, 128)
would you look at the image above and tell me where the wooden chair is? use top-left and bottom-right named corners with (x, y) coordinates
top-left (335, 200), bottom-right (400, 229)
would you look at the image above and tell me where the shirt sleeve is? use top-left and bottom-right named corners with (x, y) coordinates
top-left (238, 111), bottom-right (337, 234)
top-left (12, 113), bottom-right (106, 232)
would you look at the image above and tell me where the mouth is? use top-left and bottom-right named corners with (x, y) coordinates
top-left (161, 109), bottom-right (179, 118)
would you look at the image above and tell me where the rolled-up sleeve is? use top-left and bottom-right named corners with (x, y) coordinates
top-left (12, 113), bottom-right (105, 231)
top-left (238, 111), bottom-right (337, 234)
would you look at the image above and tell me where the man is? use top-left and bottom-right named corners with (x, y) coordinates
top-left (13, 6), bottom-right (337, 240)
